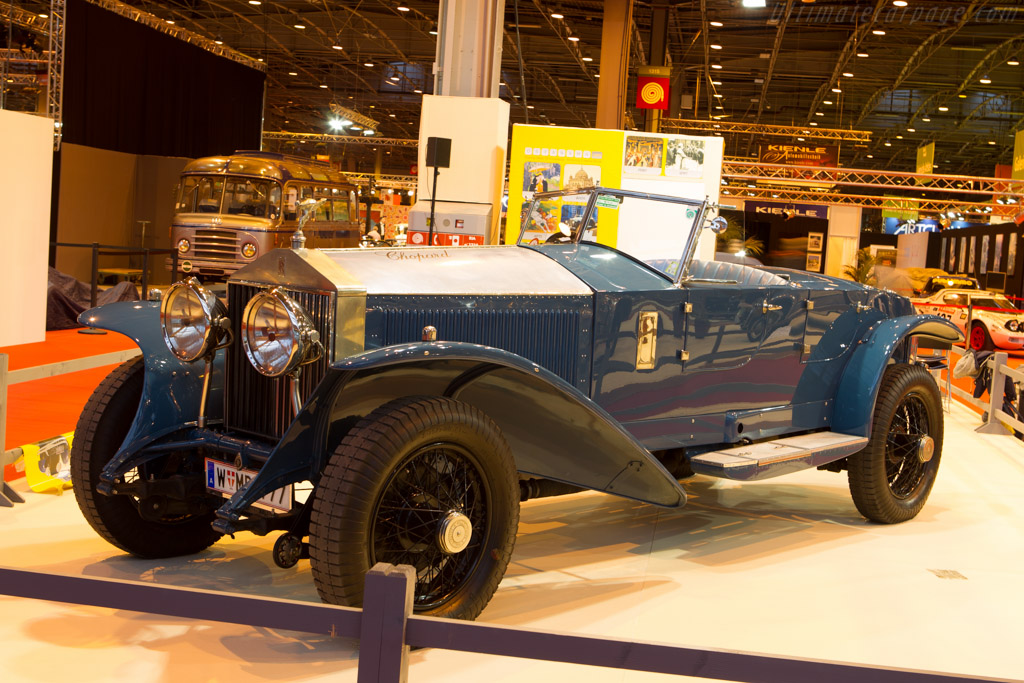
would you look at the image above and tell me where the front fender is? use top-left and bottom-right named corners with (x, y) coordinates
top-left (79, 302), bottom-right (223, 462)
top-left (832, 315), bottom-right (961, 436)
top-left (219, 341), bottom-right (686, 524)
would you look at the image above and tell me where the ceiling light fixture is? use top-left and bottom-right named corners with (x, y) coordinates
top-left (831, 87), bottom-right (842, 93)
top-left (711, 64), bottom-right (723, 69)
top-left (893, 0), bottom-right (907, 6)
top-left (248, 0), bottom-right (260, 4)
top-left (568, 35), bottom-right (580, 42)
top-left (714, 94), bottom-right (723, 98)
top-left (867, 154), bottom-right (874, 158)
top-left (816, 112), bottom-right (824, 116)
top-left (980, 76), bottom-right (991, 84)
top-left (872, 29), bottom-right (885, 35)
top-left (710, 21), bottom-right (724, 27)
top-left (214, 38), bottom-right (223, 45)
top-left (857, 52), bottom-right (869, 57)
top-left (429, 30), bottom-right (438, 35)
top-left (390, 75), bottom-right (400, 81)
top-left (397, 4), bottom-right (410, 11)
top-left (712, 80), bottom-right (722, 85)
top-left (414, 89), bottom-right (423, 94)
top-left (842, 72), bottom-right (854, 77)
top-left (294, 23), bottom-right (306, 29)
top-left (922, 117), bottom-right (931, 121)
top-left (288, 71), bottom-right (297, 76)
top-left (165, 19), bottom-right (174, 24)
top-left (551, 10), bottom-right (565, 19)
top-left (884, 141), bottom-right (892, 146)
top-left (319, 84), bottom-right (328, 89)
top-left (364, 62), bottom-right (375, 67)
top-left (741, 0), bottom-right (767, 7)
top-left (810, 122), bottom-right (818, 126)
top-left (332, 45), bottom-right (343, 50)
top-left (711, 44), bottom-right (723, 50)
top-left (938, 106), bottom-right (949, 111)
top-left (823, 100), bottom-right (833, 105)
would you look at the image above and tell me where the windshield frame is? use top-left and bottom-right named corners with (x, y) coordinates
top-left (518, 186), bottom-right (709, 285)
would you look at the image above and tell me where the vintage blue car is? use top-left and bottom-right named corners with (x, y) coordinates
top-left (71, 187), bottom-right (961, 621)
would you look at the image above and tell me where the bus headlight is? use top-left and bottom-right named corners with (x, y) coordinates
top-left (241, 242), bottom-right (258, 259)
top-left (160, 278), bottom-right (227, 362)
top-left (177, 238), bottom-right (190, 254)
top-left (241, 288), bottom-right (322, 377)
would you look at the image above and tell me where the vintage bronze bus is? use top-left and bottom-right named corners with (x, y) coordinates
top-left (171, 151), bottom-right (361, 279)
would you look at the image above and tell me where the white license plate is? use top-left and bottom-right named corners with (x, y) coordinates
top-left (205, 458), bottom-right (292, 512)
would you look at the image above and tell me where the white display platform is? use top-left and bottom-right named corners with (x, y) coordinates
top-left (1, 400), bottom-right (1022, 682)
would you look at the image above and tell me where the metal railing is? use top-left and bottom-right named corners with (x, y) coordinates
top-left (0, 348), bottom-right (141, 505)
top-left (52, 241), bottom-right (178, 304)
top-left (0, 563), bottom-right (1012, 683)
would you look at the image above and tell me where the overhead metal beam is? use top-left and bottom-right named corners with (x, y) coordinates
top-left (804, 0), bottom-right (886, 123)
top-left (755, 0), bottom-right (793, 124)
top-left (719, 186), bottom-right (1001, 217)
top-left (81, 0), bottom-right (265, 72)
top-left (262, 131), bottom-right (418, 146)
top-left (722, 160), bottom-right (1024, 196)
top-left (662, 118), bottom-right (871, 142)
top-left (852, 1), bottom-right (987, 129)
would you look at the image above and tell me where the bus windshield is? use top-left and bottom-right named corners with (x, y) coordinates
top-left (176, 175), bottom-right (281, 220)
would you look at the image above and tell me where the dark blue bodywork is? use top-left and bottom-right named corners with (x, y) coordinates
top-left (83, 239), bottom-right (961, 529)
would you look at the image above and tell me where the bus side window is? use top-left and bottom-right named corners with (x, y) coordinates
top-left (284, 185), bottom-right (299, 221)
top-left (315, 187), bottom-right (331, 221)
top-left (269, 185), bottom-right (282, 220)
top-left (333, 198), bottom-right (350, 221)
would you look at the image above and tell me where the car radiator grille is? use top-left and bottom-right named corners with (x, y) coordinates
top-left (225, 283), bottom-right (336, 441)
top-left (377, 305), bottom-right (583, 385)
top-left (194, 229), bottom-right (239, 261)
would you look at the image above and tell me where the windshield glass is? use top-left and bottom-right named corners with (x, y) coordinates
top-left (972, 296), bottom-right (1017, 311)
top-left (176, 175), bottom-right (280, 219)
top-left (519, 188), bottom-right (706, 280)
top-left (176, 176), bottom-right (223, 214)
top-left (223, 177), bottom-right (279, 219)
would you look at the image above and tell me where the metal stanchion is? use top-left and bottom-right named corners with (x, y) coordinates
top-left (78, 242), bottom-right (106, 335)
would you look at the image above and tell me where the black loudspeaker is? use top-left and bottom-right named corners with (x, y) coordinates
top-left (425, 137), bottom-right (452, 168)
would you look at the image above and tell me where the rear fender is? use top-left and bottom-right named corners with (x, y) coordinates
top-left (220, 342), bottom-right (687, 522)
top-left (832, 315), bottom-right (961, 436)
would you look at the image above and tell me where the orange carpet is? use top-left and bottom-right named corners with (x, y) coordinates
top-left (2, 329), bottom-right (137, 480)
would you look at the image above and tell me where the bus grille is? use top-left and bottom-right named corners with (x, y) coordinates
top-left (194, 229), bottom-right (239, 261)
top-left (225, 282), bottom-right (336, 441)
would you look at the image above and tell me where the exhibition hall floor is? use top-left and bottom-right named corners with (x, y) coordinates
top-left (1, 401), bottom-right (1022, 683)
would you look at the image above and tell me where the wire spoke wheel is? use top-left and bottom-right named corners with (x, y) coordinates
top-left (848, 364), bottom-right (943, 524)
top-left (371, 443), bottom-right (489, 609)
top-left (310, 396), bottom-right (519, 620)
top-left (884, 394), bottom-right (930, 499)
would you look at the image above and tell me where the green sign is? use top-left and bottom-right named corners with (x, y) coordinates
top-left (596, 195), bottom-right (622, 209)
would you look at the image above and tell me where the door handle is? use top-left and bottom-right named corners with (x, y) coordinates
top-left (763, 302), bottom-right (782, 314)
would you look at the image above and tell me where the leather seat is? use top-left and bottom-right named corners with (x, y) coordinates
top-left (686, 259), bottom-right (788, 287)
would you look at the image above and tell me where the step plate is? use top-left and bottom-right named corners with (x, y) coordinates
top-left (690, 431), bottom-right (868, 481)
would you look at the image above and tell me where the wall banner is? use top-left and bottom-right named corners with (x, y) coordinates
top-left (916, 142), bottom-right (934, 185)
top-left (1013, 129), bottom-right (1024, 181)
top-left (758, 143), bottom-right (838, 167)
top-left (636, 65), bottom-right (671, 111)
top-left (745, 200), bottom-right (828, 221)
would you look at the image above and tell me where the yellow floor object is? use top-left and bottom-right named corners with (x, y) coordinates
top-left (22, 432), bottom-right (74, 494)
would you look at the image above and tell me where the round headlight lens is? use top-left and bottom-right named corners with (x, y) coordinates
top-left (242, 288), bottom-right (321, 377)
top-left (1007, 320), bottom-right (1019, 332)
top-left (177, 238), bottom-right (190, 254)
top-left (160, 277), bottom-right (226, 362)
top-left (241, 242), bottom-right (258, 258)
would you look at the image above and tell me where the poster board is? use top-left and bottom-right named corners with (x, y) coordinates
top-left (505, 124), bottom-right (723, 262)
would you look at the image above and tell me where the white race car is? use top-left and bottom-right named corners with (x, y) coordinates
top-left (911, 288), bottom-right (1024, 351)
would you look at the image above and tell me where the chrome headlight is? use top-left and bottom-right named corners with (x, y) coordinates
top-left (241, 288), bottom-right (322, 377)
top-left (1006, 320), bottom-right (1019, 332)
top-left (160, 277), bottom-right (227, 362)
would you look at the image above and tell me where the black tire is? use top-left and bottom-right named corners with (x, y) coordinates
top-left (309, 396), bottom-right (519, 620)
top-left (847, 364), bottom-right (943, 524)
top-left (70, 356), bottom-right (221, 557)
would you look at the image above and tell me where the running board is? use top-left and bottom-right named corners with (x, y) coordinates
top-left (689, 431), bottom-right (868, 481)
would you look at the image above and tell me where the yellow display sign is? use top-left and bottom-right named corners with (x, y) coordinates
top-left (505, 125), bottom-right (625, 246)
top-left (1013, 129), bottom-right (1024, 181)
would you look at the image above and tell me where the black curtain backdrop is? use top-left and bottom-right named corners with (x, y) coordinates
top-left (64, 0), bottom-right (264, 157)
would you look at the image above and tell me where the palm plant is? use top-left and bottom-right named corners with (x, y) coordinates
top-left (843, 248), bottom-right (877, 285)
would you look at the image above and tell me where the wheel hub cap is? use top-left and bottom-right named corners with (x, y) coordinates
top-left (437, 510), bottom-right (473, 554)
top-left (916, 435), bottom-right (935, 463)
